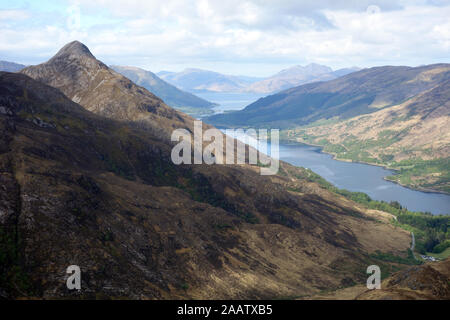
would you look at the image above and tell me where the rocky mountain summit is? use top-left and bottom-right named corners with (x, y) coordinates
top-left (21, 41), bottom-right (192, 141)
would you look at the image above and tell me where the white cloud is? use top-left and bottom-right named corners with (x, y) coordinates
top-left (0, 9), bottom-right (29, 21)
top-left (0, 0), bottom-right (449, 76)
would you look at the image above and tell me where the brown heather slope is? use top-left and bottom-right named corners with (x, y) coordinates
top-left (0, 41), bottom-right (412, 299)
top-left (357, 258), bottom-right (450, 300)
top-left (0, 72), bottom-right (411, 299)
top-left (301, 258), bottom-right (450, 300)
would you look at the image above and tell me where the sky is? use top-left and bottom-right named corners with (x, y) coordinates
top-left (0, 0), bottom-right (449, 77)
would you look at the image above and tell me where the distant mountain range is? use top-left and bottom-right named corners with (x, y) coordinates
top-left (206, 63), bottom-right (450, 193)
top-left (158, 64), bottom-right (360, 94)
top-left (157, 68), bottom-right (263, 93)
top-left (112, 66), bottom-right (216, 115)
top-left (245, 64), bottom-right (360, 93)
top-left (0, 60), bottom-right (26, 72)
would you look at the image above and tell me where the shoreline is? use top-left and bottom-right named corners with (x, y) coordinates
top-left (280, 137), bottom-right (450, 196)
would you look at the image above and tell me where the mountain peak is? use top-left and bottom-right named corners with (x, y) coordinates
top-left (51, 41), bottom-right (95, 61)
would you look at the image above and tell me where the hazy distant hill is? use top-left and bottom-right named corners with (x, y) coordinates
top-left (245, 64), bottom-right (360, 94)
top-left (158, 68), bottom-right (262, 93)
top-left (158, 65), bottom-right (359, 94)
top-left (333, 67), bottom-right (361, 77)
top-left (0, 60), bottom-right (26, 72)
top-left (112, 65), bottom-right (216, 114)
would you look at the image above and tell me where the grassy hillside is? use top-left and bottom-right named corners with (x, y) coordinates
top-left (282, 79), bottom-right (450, 193)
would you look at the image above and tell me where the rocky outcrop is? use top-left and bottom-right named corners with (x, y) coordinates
top-left (357, 259), bottom-right (450, 300)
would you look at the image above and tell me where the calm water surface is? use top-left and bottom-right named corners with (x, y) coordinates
top-left (278, 144), bottom-right (450, 215)
top-left (195, 92), bottom-right (265, 114)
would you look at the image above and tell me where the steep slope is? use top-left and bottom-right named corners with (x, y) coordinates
top-left (1, 40), bottom-right (415, 299)
top-left (158, 68), bottom-right (260, 93)
top-left (0, 71), bottom-right (412, 299)
top-left (284, 79), bottom-right (450, 194)
top-left (111, 65), bottom-right (216, 115)
top-left (245, 64), bottom-right (359, 94)
top-left (0, 60), bottom-right (26, 72)
top-left (207, 64), bottom-right (450, 128)
top-left (20, 41), bottom-right (193, 141)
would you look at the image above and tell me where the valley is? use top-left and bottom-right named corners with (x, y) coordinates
top-left (1, 0), bottom-right (449, 304)
top-left (228, 131), bottom-right (450, 261)
top-left (274, 143), bottom-right (450, 215)
top-left (204, 94), bottom-right (450, 215)
top-left (205, 69), bottom-right (450, 264)
top-left (1, 41), bottom-right (427, 300)
top-left (207, 64), bottom-right (450, 195)
top-left (280, 78), bottom-right (450, 195)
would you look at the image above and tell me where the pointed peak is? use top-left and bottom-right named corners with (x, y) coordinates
top-left (51, 41), bottom-right (95, 60)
